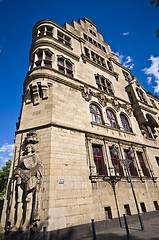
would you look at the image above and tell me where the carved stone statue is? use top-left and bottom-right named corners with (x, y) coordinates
top-left (5, 131), bottom-right (43, 233)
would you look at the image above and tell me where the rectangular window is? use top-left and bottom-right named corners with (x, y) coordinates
top-left (124, 204), bottom-right (131, 215)
top-left (84, 47), bottom-right (90, 58)
top-left (155, 157), bottom-right (159, 166)
top-left (92, 146), bottom-right (105, 176)
top-left (89, 29), bottom-right (96, 37)
top-left (91, 51), bottom-right (106, 67)
top-left (83, 33), bottom-right (88, 40)
top-left (57, 57), bottom-right (73, 77)
top-left (122, 70), bottom-right (130, 82)
top-left (140, 202), bottom-right (147, 213)
top-left (104, 207), bottom-right (112, 219)
top-left (57, 31), bottom-right (71, 47)
top-left (137, 152), bottom-right (149, 177)
top-left (154, 201), bottom-right (159, 210)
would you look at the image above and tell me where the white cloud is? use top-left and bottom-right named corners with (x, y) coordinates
top-left (147, 76), bottom-right (152, 84)
top-left (0, 143), bottom-right (14, 169)
top-left (142, 55), bottom-right (159, 93)
top-left (114, 52), bottom-right (134, 70)
top-left (123, 32), bottom-right (129, 36)
top-left (0, 143), bottom-right (14, 153)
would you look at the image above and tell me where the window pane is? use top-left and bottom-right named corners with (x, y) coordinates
top-left (45, 62), bottom-right (52, 68)
top-left (37, 53), bottom-right (43, 60)
top-left (58, 58), bottom-right (64, 66)
top-left (113, 160), bottom-right (120, 176)
top-left (121, 114), bottom-right (130, 132)
top-left (92, 146), bottom-right (105, 175)
top-left (45, 52), bottom-right (51, 60)
top-left (58, 66), bottom-right (64, 74)
top-left (66, 61), bottom-right (72, 70)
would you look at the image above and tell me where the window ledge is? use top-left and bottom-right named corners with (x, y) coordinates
top-left (91, 122), bottom-right (136, 136)
top-left (89, 175), bottom-right (157, 183)
top-left (89, 175), bottom-right (121, 183)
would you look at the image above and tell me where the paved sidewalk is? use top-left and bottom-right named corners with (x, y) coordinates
top-left (94, 211), bottom-right (159, 240)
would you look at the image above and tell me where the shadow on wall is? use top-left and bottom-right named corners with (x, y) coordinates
top-left (0, 199), bottom-right (4, 221)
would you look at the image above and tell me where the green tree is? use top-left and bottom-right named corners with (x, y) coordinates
top-left (0, 160), bottom-right (11, 198)
top-left (149, 0), bottom-right (159, 38)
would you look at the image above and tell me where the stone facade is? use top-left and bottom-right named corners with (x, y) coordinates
top-left (1, 17), bottom-right (159, 237)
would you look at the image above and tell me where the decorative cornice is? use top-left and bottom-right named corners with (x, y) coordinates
top-left (30, 40), bottom-right (80, 61)
top-left (15, 122), bottom-right (159, 150)
top-left (25, 69), bottom-right (133, 106)
top-left (32, 19), bottom-right (80, 41)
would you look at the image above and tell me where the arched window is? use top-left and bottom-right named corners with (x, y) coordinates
top-left (106, 109), bottom-right (118, 128)
top-left (90, 104), bottom-right (102, 124)
top-left (120, 114), bottom-right (131, 132)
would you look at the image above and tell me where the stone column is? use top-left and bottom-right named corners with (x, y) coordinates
top-left (87, 138), bottom-right (96, 176)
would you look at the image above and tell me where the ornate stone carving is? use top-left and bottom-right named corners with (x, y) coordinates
top-left (123, 103), bottom-right (133, 116)
top-left (5, 131), bottom-right (43, 233)
top-left (98, 93), bottom-right (108, 107)
top-left (81, 86), bottom-right (92, 102)
top-left (111, 98), bottom-right (121, 111)
top-left (25, 81), bottom-right (51, 105)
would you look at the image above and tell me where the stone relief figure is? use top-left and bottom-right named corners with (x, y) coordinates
top-left (5, 131), bottom-right (43, 233)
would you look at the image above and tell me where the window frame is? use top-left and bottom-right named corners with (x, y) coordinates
top-left (95, 75), bottom-right (113, 95)
top-left (137, 152), bottom-right (149, 177)
top-left (57, 56), bottom-right (73, 77)
top-left (120, 114), bottom-right (132, 132)
top-left (136, 88), bottom-right (147, 103)
top-left (106, 109), bottom-right (118, 129)
top-left (92, 145), bottom-right (106, 176)
top-left (36, 25), bottom-right (53, 38)
top-left (57, 30), bottom-right (71, 47)
top-left (33, 49), bottom-right (53, 69)
top-left (90, 104), bottom-right (103, 124)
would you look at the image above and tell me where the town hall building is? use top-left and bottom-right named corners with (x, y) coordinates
top-left (1, 17), bottom-right (159, 239)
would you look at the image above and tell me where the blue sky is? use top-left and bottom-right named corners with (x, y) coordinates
top-left (0, 0), bottom-right (158, 169)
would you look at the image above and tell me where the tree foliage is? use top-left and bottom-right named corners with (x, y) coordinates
top-left (149, 0), bottom-right (159, 38)
top-left (149, 0), bottom-right (159, 7)
top-left (0, 160), bottom-right (11, 198)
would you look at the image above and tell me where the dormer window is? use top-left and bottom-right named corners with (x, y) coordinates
top-left (57, 56), bottom-right (73, 77)
top-left (57, 31), bottom-right (71, 47)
